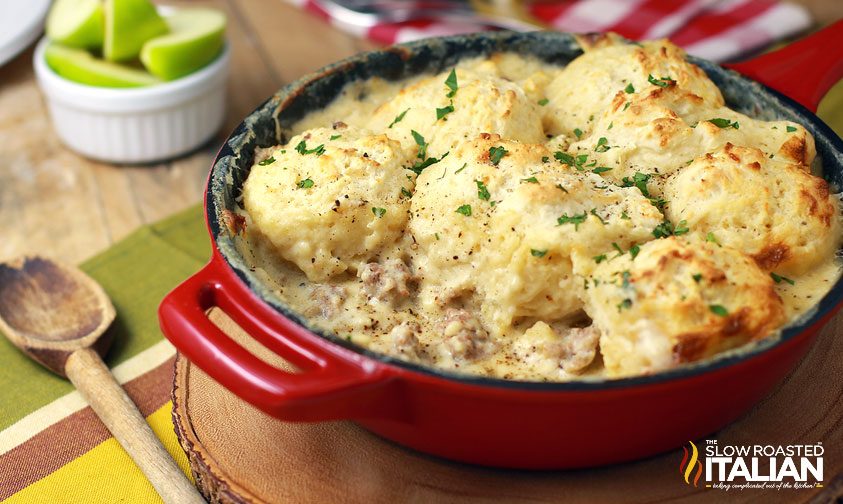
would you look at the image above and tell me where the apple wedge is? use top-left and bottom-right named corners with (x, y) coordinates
top-left (46, 0), bottom-right (105, 50)
top-left (104, 0), bottom-right (169, 62)
top-left (45, 42), bottom-right (160, 88)
top-left (140, 8), bottom-right (226, 81)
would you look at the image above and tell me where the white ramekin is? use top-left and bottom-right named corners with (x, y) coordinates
top-left (33, 37), bottom-right (230, 164)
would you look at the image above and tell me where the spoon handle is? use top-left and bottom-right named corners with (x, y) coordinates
top-left (65, 348), bottom-right (205, 504)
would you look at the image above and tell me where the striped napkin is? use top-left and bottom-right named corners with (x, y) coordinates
top-left (291, 0), bottom-right (813, 62)
top-left (0, 207), bottom-right (207, 503)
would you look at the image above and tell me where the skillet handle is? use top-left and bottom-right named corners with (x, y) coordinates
top-left (724, 20), bottom-right (843, 113)
top-left (158, 257), bottom-right (391, 421)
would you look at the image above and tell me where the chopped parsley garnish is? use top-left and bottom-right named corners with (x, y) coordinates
top-left (693, 273), bottom-right (703, 283)
top-left (436, 104), bottom-right (454, 120)
top-left (556, 183), bottom-right (568, 193)
top-left (412, 130), bottom-right (427, 158)
top-left (771, 272), bottom-right (796, 285)
top-left (538, 98), bottom-right (549, 106)
top-left (541, 156), bottom-right (550, 163)
top-left (621, 172), bottom-right (667, 210)
top-left (708, 118), bottom-right (740, 129)
top-left (388, 108), bottom-right (409, 128)
top-left (409, 130), bottom-right (448, 174)
top-left (522, 176), bottom-right (539, 184)
top-left (258, 156), bottom-right (276, 166)
top-left (621, 270), bottom-right (631, 289)
top-left (608, 122), bottom-right (614, 130)
top-left (444, 69), bottom-right (458, 98)
top-left (709, 305), bottom-right (729, 317)
top-left (295, 141), bottom-right (325, 156)
top-left (649, 198), bottom-right (667, 210)
top-left (623, 102), bottom-right (631, 111)
top-left (629, 244), bottom-right (640, 259)
top-left (590, 208), bottom-right (608, 225)
top-left (557, 211), bottom-right (588, 230)
top-left (330, 134), bottom-right (342, 140)
top-left (673, 220), bottom-right (690, 236)
top-left (555, 151), bottom-right (575, 165)
top-left (455, 204), bottom-right (472, 216)
top-left (612, 242), bottom-right (624, 256)
top-left (372, 207), bottom-right (386, 218)
top-left (786, 125), bottom-right (797, 133)
top-left (554, 151), bottom-right (590, 171)
top-left (410, 153), bottom-right (448, 175)
top-left (435, 69), bottom-right (458, 119)
top-left (648, 74), bottom-right (674, 88)
top-left (621, 172), bottom-right (651, 198)
top-left (401, 187), bottom-right (413, 198)
top-left (653, 221), bottom-right (672, 238)
top-left (489, 146), bottom-right (508, 166)
top-left (455, 163), bottom-right (468, 174)
top-left (621, 210), bottom-right (630, 220)
top-left (297, 178), bottom-right (314, 189)
top-left (531, 249), bottom-right (548, 258)
top-left (624, 83), bottom-right (635, 94)
top-left (592, 166), bottom-right (613, 174)
top-left (573, 128), bottom-right (583, 139)
top-left (475, 180), bottom-right (491, 200)
top-left (617, 298), bottom-right (633, 312)
top-left (594, 137), bottom-right (610, 153)
top-left (706, 232), bottom-right (721, 246)
top-left (594, 254), bottom-right (608, 264)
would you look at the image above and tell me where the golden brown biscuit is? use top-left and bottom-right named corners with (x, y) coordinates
top-left (577, 237), bottom-right (786, 378)
top-left (243, 126), bottom-right (414, 282)
top-left (544, 34), bottom-right (723, 137)
top-left (368, 69), bottom-right (545, 158)
top-left (566, 85), bottom-right (816, 185)
top-left (663, 144), bottom-right (841, 275)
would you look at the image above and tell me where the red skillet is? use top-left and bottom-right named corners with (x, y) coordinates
top-left (159, 23), bottom-right (843, 469)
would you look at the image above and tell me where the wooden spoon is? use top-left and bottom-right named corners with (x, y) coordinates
top-left (0, 256), bottom-right (204, 504)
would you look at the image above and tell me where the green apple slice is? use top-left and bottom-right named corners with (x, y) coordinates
top-left (45, 42), bottom-right (160, 88)
top-left (46, 0), bottom-right (105, 50)
top-left (140, 8), bottom-right (226, 81)
top-left (104, 0), bottom-right (169, 62)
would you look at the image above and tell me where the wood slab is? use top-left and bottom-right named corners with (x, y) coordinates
top-left (172, 309), bottom-right (843, 503)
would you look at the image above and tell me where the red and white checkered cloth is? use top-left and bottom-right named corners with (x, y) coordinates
top-left (289, 0), bottom-right (812, 62)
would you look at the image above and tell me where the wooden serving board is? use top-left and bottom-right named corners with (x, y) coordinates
top-left (172, 309), bottom-right (843, 503)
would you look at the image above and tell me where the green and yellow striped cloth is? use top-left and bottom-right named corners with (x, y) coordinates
top-left (0, 206), bottom-right (208, 503)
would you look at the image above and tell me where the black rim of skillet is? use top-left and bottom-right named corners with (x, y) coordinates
top-left (205, 30), bottom-right (843, 392)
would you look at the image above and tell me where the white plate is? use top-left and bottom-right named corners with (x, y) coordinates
top-left (0, 0), bottom-right (51, 68)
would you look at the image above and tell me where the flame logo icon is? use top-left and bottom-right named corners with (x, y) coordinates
top-left (679, 441), bottom-right (703, 487)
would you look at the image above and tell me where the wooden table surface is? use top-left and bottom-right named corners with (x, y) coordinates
top-left (0, 0), bottom-right (377, 265)
top-left (0, 0), bottom-right (841, 264)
